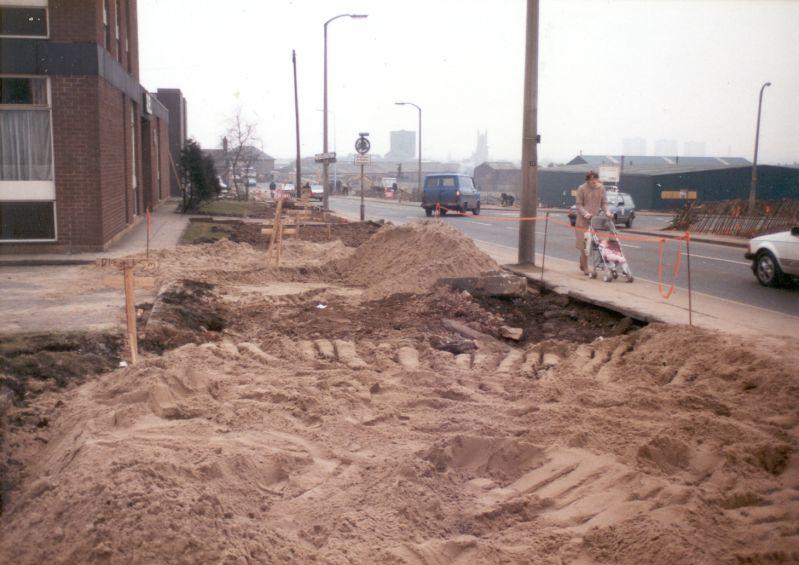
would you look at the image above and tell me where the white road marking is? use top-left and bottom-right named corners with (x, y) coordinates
top-left (469, 221), bottom-right (493, 226)
top-left (681, 253), bottom-right (749, 266)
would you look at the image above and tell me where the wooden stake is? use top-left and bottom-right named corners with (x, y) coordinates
top-left (123, 265), bottom-right (138, 365)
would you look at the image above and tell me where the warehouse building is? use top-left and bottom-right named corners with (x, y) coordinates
top-left (0, 0), bottom-right (171, 252)
top-left (538, 161), bottom-right (799, 210)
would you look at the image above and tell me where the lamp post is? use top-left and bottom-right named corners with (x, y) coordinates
top-left (749, 81), bottom-right (772, 212)
top-left (323, 13), bottom-right (367, 210)
top-left (395, 102), bottom-right (422, 200)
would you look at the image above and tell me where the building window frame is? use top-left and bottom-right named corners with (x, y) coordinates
top-left (0, 73), bottom-right (56, 242)
top-left (0, 3), bottom-right (50, 40)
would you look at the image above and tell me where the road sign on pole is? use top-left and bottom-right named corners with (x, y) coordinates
top-left (354, 154), bottom-right (370, 165)
top-left (314, 152), bottom-right (337, 163)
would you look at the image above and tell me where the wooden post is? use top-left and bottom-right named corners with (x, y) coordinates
top-left (123, 265), bottom-right (138, 365)
top-left (146, 207), bottom-right (151, 259)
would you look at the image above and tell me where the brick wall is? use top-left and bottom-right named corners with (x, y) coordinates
top-left (49, 0), bottom-right (102, 45)
top-left (51, 75), bottom-right (103, 249)
top-left (98, 79), bottom-right (128, 243)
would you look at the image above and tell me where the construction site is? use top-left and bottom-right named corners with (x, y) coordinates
top-left (1, 199), bottom-right (798, 563)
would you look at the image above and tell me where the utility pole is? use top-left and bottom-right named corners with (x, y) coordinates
top-left (292, 50), bottom-right (301, 193)
top-left (518, 0), bottom-right (539, 265)
top-left (749, 81), bottom-right (772, 212)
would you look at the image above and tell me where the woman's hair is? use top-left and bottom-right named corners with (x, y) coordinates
top-left (585, 170), bottom-right (599, 181)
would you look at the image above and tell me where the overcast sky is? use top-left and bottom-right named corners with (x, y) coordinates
top-left (139, 0), bottom-right (798, 165)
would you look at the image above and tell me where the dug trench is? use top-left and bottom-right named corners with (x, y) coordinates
top-left (1, 220), bottom-right (797, 563)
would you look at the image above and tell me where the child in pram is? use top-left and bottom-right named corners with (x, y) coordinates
top-left (598, 238), bottom-right (630, 277)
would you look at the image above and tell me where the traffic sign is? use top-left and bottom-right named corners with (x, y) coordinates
top-left (314, 152), bottom-right (337, 163)
top-left (354, 154), bottom-right (370, 165)
top-left (355, 135), bottom-right (371, 155)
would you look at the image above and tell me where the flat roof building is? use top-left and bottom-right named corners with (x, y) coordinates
top-left (1, 0), bottom-right (171, 252)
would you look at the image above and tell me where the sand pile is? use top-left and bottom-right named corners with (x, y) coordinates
top-left (3, 235), bottom-right (799, 563)
top-left (336, 220), bottom-right (498, 299)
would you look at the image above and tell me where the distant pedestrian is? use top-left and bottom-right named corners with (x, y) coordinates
top-left (574, 171), bottom-right (609, 275)
top-left (269, 181), bottom-right (276, 200)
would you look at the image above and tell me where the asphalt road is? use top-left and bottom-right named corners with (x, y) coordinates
top-left (330, 197), bottom-right (799, 318)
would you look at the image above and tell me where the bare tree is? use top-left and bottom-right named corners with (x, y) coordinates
top-left (226, 107), bottom-right (259, 200)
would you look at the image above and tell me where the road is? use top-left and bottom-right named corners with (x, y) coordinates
top-left (330, 197), bottom-right (799, 318)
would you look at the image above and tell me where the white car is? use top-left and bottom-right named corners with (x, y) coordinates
top-left (309, 184), bottom-right (324, 201)
top-left (745, 226), bottom-right (799, 286)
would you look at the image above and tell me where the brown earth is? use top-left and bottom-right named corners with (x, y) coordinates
top-left (1, 221), bottom-right (798, 563)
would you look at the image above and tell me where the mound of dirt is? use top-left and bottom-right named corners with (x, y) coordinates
top-left (336, 220), bottom-right (498, 299)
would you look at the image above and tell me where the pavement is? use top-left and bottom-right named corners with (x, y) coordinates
top-left (329, 196), bottom-right (799, 337)
top-left (0, 202), bottom-right (189, 334)
top-left (0, 201), bottom-right (189, 266)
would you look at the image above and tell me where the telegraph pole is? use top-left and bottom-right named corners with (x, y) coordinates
top-left (518, 0), bottom-right (539, 265)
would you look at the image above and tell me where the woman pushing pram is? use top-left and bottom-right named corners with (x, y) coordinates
top-left (585, 212), bottom-right (634, 283)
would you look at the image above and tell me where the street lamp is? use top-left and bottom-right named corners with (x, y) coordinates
top-left (323, 13), bottom-right (367, 210)
top-left (395, 101), bottom-right (422, 200)
top-left (749, 81), bottom-right (772, 212)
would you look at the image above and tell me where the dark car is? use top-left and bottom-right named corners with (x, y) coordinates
top-left (568, 189), bottom-right (636, 228)
top-left (422, 174), bottom-right (481, 216)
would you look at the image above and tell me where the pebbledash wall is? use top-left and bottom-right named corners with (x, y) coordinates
top-left (0, 0), bottom-right (170, 253)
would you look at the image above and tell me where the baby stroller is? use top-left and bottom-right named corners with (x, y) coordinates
top-left (585, 212), bottom-right (634, 283)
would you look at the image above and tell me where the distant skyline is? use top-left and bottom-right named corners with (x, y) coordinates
top-left (139, 0), bottom-right (798, 164)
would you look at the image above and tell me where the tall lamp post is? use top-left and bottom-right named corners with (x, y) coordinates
top-left (749, 81), bottom-right (772, 212)
top-left (395, 102), bottom-right (422, 200)
top-left (323, 13), bottom-right (367, 210)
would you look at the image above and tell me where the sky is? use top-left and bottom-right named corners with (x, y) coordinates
top-left (138, 0), bottom-right (799, 165)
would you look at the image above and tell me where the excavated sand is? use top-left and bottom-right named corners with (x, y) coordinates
top-left (337, 220), bottom-right (498, 299)
top-left (2, 228), bottom-right (798, 564)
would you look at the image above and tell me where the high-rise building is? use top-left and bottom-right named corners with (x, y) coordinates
top-left (385, 130), bottom-right (415, 161)
top-left (654, 139), bottom-right (679, 156)
top-left (622, 137), bottom-right (646, 156)
top-left (684, 141), bottom-right (706, 157)
top-left (0, 0), bottom-right (172, 252)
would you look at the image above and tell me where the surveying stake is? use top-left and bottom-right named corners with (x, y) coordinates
top-left (95, 257), bottom-right (158, 365)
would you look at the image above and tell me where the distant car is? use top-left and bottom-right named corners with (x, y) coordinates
top-left (568, 188), bottom-right (636, 228)
top-left (245, 177), bottom-right (257, 188)
top-left (745, 226), bottom-right (799, 287)
top-left (421, 173), bottom-right (481, 216)
top-left (278, 183), bottom-right (297, 199)
top-left (309, 184), bottom-right (324, 201)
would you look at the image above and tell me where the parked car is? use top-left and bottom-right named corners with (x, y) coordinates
top-left (245, 177), bottom-right (257, 188)
top-left (568, 188), bottom-right (636, 228)
top-left (745, 226), bottom-right (799, 287)
top-left (309, 184), bottom-right (324, 201)
top-left (421, 174), bottom-right (481, 216)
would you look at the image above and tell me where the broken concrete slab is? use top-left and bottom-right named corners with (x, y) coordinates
top-left (437, 273), bottom-right (527, 298)
top-left (500, 326), bottom-right (524, 341)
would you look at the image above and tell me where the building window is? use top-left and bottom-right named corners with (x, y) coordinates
top-left (0, 6), bottom-right (48, 38)
top-left (0, 202), bottom-right (55, 240)
top-left (115, 0), bottom-right (121, 62)
top-left (124, 0), bottom-right (131, 71)
top-left (103, 0), bottom-right (110, 49)
top-left (0, 76), bottom-right (55, 241)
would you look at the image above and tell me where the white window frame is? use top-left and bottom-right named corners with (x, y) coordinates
top-left (0, 74), bottom-right (57, 242)
top-left (0, 1), bottom-right (50, 40)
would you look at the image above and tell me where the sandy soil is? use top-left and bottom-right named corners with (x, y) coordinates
top-left (1, 221), bottom-right (798, 564)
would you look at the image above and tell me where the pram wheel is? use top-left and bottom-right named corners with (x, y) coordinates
top-left (603, 274), bottom-right (612, 282)
top-left (589, 270), bottom-right (597, 279)
top-left (626, 275), bottom-right (634, 283)
top-left (611, 270), bottom-right (619, 279)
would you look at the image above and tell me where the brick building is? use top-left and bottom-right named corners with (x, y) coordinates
top-left (0, 0), bottom-right (170, 252)
top-left (154, 88), bottom-right (186, 197)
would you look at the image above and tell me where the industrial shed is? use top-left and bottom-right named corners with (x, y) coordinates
top-left (538, 163), bottom-right (799, 210)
